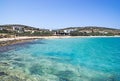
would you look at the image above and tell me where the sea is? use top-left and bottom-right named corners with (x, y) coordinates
top-left (0, 37), bottom-right (120, 81)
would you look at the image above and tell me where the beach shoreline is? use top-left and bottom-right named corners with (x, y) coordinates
top-left (1, 35), bottom-right (120, 41)
top-left (0, 36), bottom-right (120, 47)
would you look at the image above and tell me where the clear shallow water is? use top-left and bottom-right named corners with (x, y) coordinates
top-left (0, 37), bottom-right (120, 81)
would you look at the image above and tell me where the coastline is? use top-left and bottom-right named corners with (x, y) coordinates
top-left (0, 36), bottom-right (120, 47)
top-left (1, 35), bottom-right (120, 41)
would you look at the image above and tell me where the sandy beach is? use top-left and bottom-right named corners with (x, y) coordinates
top-left (1, 36), bottom-right (120, 42)
top-left (0, 36), bottom-right (120, 47)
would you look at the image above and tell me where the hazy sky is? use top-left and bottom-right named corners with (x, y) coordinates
top-left (0, 0), bottom-right (120, 29)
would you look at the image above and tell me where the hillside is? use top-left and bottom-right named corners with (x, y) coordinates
top-left (54, 26), bottom-right (120, 36)
top-left (0, 24), bottom-right (49, 31)
top-left (0, 24), bottom-right (120, 37)
top-left (0, 24), bottom-right (52, 37)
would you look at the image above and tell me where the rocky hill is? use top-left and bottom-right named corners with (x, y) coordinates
top-left (0, 24), bottom-right (48, 31)
top-left (0, 24), bottom-right (120, 37)
top-left (0, 24), bottom-right (52, 37)
top-left (54, 26), bottom-right (120, 36)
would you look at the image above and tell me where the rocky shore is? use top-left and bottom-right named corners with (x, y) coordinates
top-left (0, 38), bottom-right (37, 47)
top-left (0, 36), bottom-right (71, 47)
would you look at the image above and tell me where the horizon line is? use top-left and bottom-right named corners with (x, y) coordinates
top-left (0, 24), bottom-right (120, 30)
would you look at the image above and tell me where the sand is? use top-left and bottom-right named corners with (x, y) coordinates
top-left (1, 36), bottom-right (120, 42)
top-left (0, 36), bottom-right (120, 46)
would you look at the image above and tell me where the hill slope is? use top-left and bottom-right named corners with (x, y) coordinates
top-left (0, 25), bottom-right (120, 36)
top-left (55, 26), bottom-right (120, 36)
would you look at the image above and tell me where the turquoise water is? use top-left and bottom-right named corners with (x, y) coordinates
top-left (0, 37), bottom-right (120, 81)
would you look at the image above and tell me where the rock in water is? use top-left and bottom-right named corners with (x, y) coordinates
top-left (0, 72), bottom-right (8, 76)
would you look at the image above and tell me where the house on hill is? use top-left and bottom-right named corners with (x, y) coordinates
top-left (0, 27), bottom-right (3, 30)
top-left (12, 26), bottom-right (24, 33)
top-left (54, 28), bottom-right (77, 35)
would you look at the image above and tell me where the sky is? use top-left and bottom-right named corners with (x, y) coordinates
top-left (0, 0), bottom-right (120, 29)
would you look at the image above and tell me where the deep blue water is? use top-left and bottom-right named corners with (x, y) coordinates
top-left (0, 37), bottom-right (120, 81)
